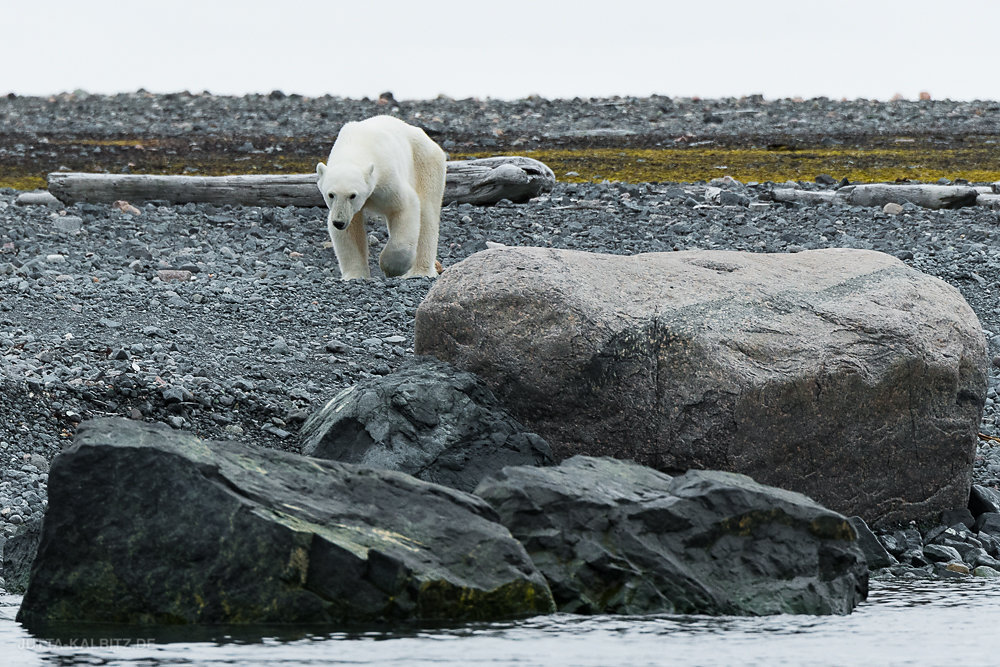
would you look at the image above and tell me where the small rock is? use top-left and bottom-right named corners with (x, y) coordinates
top-left (973, 566), bottom-right (1000, 578)
top-left (113, 200), bottom-right (141, 216)
top-left (269, 337), bottom-right (292, 356)
top-left (719, 191), bottom-right (750, 207)
top-left (325, 340), bottom-right (348, 353)
top-left (883, 203), bottom-right (904, 215)
top-left (262, 425), bottom-right (291, 439)
top-left (971, 485), bottom-right (1000, 515)
top-left (975, 511), bottom-right (1000, 536)
top-left (923, 543), bottom-right (962, 563)
top-left (52, 216), bottom-right (83, 234)
top-left (815, 174), bottom-right (837, 186)
top-left (28, 454), bottom-right (48, 472)
top-left (157, 270), bottom-right (193, 282)
top-left (161, 386), bottom-right (194, 404)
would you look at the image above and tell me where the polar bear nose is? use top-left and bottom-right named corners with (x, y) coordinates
top-left (332, 220), bottom-right (348, 231)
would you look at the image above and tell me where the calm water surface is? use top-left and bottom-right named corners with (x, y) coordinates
top-left (3, 579), bottom-right (999, 666)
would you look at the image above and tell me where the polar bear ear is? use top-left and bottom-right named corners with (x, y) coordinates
top-left (316, 162), bottom-right (327, 180)
top-left (365, 163), bottom-right (375, 180)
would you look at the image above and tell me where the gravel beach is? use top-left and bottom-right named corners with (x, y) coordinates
top-left (1, 93), bottom-right (999, 584)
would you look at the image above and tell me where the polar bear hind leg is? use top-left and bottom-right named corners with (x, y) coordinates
top-left (405, 138), bottom-right (446, 278)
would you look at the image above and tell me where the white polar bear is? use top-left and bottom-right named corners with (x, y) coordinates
top-left (316, 115), bottom-right (446, 280)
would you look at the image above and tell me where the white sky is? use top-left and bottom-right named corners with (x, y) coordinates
top-left (4, 0), bottom-right (999, 101)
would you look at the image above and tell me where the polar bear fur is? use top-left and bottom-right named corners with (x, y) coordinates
top-left (316, 116), bottom-right (446, 280)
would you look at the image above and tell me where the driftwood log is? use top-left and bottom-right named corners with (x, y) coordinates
top-left (771, 184), bottom-right (986, 210)
top-left (46, 156), bottom-right (556, 208)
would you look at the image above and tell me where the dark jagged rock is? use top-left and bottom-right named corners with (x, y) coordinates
top-left (475, 456), bottom-right (868, 616)
top-left (1, 516), bottom-right (43, 593)
top-left (848, 516), bottom-right (896, 569)
top-left (970, 484), bottom-right (1000, 515)
top-left (975, 512), bottom-right (1000, 536)
top-left (16, 418), bottom-right (554, 628)
top-left (940, 508), bottom-right (975, 529)
top-left (299, 357), bottom-right (553, 493)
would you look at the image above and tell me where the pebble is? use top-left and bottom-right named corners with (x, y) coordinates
top-left (157, 269), bottom-right (194, 282)
top-left (883, 203), bottom-right (904, 215)
top-left (270, 337), bottom-right (292, 355)
top-left (113, 200), bottom-right (141, 216)
top-left (52, 216), bottom-right (83, 234)
top-left (974, 566), bottom-right (1000, 578)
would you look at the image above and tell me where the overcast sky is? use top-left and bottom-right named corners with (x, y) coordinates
top-left (5, 0), bottom-right (999, 101)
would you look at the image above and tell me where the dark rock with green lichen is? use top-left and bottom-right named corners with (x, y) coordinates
top-left (475, 456), bottom-right (868, 616)
top-left (16, 418), bottom-right (554, 629)
top-left (299, 357), bottom-right (553, 493)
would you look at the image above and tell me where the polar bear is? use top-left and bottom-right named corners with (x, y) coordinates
top-left (316, 115), bottom-right (447, 280)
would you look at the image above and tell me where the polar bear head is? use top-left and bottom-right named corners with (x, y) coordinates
top-left (316, 162), bottom-right (376, 230)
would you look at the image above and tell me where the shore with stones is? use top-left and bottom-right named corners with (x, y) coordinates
top-left (1, 93), bottom-right (999, 589)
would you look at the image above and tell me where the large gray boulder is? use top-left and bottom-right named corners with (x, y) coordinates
top-left (17, 418), bottom-right (554, 628)
top-left (416, 247), bottom-right (988, 527)
top-left (475, 456), bottom-right (868, 616)
top-left (299, 357), bottom-right (553, 492)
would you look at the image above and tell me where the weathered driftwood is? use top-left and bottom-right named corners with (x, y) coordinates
top-left (978, 193), bottom-right (1000, 209)
top-left (840, 184), bottom-right (980, 209)
top-left (46, 157), bottom-right (555, 208)
top-left (770, 189), bottom-right (838, 206)
top-left (444, 156), bottom-right (555, 205)
top-left (772, 183), bottom-right (984, 210)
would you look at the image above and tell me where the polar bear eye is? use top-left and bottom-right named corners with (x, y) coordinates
top-left (328, 192), bottom-right (336, 200)
top-left (349, 193), bottom-right (357, 200)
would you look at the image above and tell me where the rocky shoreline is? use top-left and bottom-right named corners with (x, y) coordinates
top-left (3, 92), bottom-right (1000, 189)
top-left (4, 90), bottom-right (1000, 148)
top-left (1, 94), bottom-right (1000, 597)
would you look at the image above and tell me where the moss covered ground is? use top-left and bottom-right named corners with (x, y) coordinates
top-left (3, 138), bottom-right (999, 190)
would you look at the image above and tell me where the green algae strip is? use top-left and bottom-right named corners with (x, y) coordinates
top-left (4, 144), bottom-right (1000, 191)
top-left (455, 146), bottom-right (1000, 184)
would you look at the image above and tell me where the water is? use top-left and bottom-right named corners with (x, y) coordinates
top-left (3, 579), bottom-right (999, 666)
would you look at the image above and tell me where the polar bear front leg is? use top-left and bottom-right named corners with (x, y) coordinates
top-left (330, 212), bottom-right (371, 280)
top-left (381, 196), bottom-right (421, 278)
